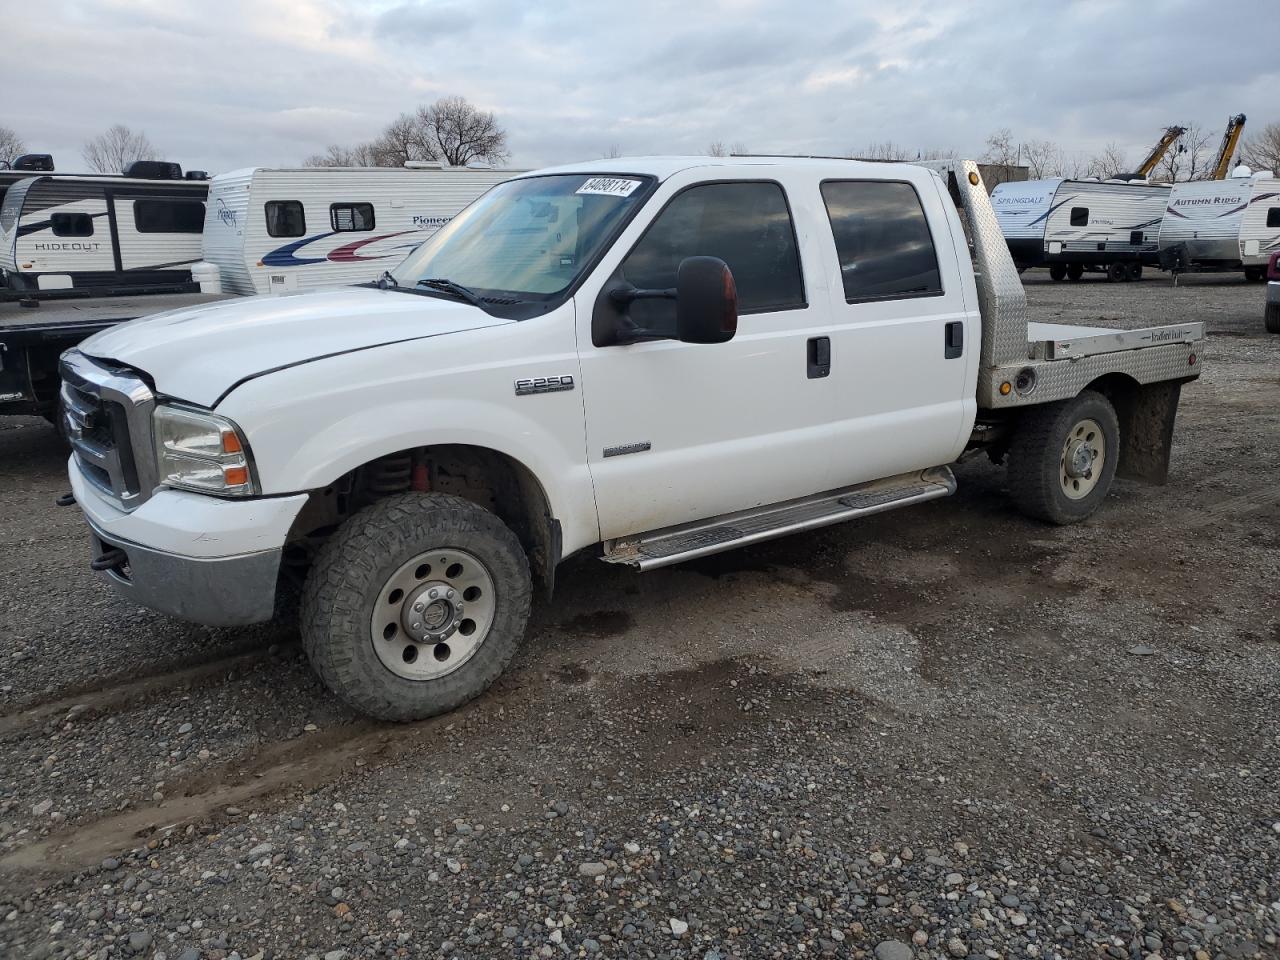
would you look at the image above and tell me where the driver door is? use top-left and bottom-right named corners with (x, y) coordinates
top-left (575, 173), bottom-right (838, 541)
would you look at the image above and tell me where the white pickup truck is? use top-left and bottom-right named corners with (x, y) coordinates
top-left (60, 157), bottom-right (1206, 720)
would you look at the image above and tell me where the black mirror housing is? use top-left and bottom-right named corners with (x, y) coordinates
top-left (675, 256), bottom-right (738, 344)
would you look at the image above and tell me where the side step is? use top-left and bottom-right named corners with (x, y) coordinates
top-left (602, 467), bottom-right (956, 571)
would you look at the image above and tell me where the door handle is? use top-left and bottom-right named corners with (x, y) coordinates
top-left (944, 321), bottom-right (964, 359)
top-left (807, 336), bottom-right (830, 378)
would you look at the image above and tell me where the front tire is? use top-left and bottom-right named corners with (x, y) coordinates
top-left (1007, 390), bottom-right (1120, 525)
top-left (1126, 262), bottom-right (1143, 282)
top-left (301, 493), bottom-right (532, 721)
top-left (1049, 263), bottom-right (1067, 281)
top-left (1066, 263), bottom-right (1084, 281)
top-left (1107, 262), bottom-right (1127, 283)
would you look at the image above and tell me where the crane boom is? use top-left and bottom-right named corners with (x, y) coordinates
top-left (1211, 114), bottom-right (1247, 180)
top-left (1135, 125), bottom-right (1187, 178)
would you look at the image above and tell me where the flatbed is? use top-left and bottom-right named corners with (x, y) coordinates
top-left (0, 292), bottom-right (234, 416)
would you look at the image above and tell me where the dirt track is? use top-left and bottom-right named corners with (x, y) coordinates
top-left (1, 272), bottom-right (1277, 960)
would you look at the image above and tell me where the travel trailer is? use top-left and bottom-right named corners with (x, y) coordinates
top-left (1157, 169), bottom-right (1280, 279)
top-left (991, 177), bottom-right (1172, 281)
top-left (200, 165), bottom-right (520, 295)
top-left (0, 170), bottom-right (209, 299)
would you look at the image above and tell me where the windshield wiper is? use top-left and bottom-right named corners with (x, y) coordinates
top-left (416, 277), bottom-right (486, 309)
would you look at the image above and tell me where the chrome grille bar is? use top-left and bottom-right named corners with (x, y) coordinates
top-left (59, 351), bottom-right (158, 510)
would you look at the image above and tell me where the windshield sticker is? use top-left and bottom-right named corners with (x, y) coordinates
top-left (576, 177), bottom-right (642, 198)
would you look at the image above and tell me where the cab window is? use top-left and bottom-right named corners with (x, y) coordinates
top-left (619, 181), bottom-right (805, 334)
top-left (820, 180), bottom-right (942, 302)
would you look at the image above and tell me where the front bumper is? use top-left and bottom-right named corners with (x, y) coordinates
top-left (70, 457), bottom-right (309, 627)
top-left (86, 517), bottom-right (283, 626)
top-left (1268, 281), bottom-right (1280, 307)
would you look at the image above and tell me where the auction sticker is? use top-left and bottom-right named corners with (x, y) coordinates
top-left (576, 177), bottom-right (642, 197)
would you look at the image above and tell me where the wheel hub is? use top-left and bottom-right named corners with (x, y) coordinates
top-left (401, 581), bottom-right (463, 642)
top-left (370, 547), bottom-right (497, 682)
top-left (1064, 438), bottom-right (1095, 479)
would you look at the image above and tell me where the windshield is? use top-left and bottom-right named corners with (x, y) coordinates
top-left (390, 173), bottom-right (654, 308)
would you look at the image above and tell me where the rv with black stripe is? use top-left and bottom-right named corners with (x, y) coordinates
top-left (0, 174), bottom-right (208, 299)
top-left (992, 177), bottom-right (1172, 282)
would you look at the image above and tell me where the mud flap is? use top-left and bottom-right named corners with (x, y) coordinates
top-left (1116, 380), bottom-right (1185, 485)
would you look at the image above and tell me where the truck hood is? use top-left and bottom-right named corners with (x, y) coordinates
top-left (78, 286), bottom-right (509, 407)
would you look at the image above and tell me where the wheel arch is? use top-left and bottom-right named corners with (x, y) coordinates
top-left (1083, 373), bottom-right (1184, 485)
top-left (288, 442), bottom-right (566, 594)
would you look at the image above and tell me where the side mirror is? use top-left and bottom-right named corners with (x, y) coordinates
top-left (593, 256), bottom-right (738, 347)
top-left (675, 256), bottom-right (738, 344)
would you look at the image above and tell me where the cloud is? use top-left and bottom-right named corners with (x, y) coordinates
top-left (4, 0), bottom-right (1277, 176)
top-left (374, 2), bottom-right (476, 45)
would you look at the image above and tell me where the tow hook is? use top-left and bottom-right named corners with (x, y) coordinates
top-left (55, 492), bottom-right (75, 507)
top-left (90, 548), bottom-right (127, 572)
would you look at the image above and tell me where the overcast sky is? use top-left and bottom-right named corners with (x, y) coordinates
top-left (5, 0), bottom-right (1276, 175)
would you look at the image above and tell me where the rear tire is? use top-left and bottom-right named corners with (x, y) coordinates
top-left (1007, 390), bottom-right (1120, 525)
top-left (301, 493), bottom-right (532, 721)
top-left (1049, 263), bottom-right (1068, 282)
top-left (1245, 266), bottom-right (1265, 282)
top-left (1266, 302), bottom-right (1280, 334)
top-left (1066, 264), bottom-right (1084, 281)
top-left (1126, 262), bottom-right (1143, 282)
top-left (1107, 262), bottom-right (1127, 283)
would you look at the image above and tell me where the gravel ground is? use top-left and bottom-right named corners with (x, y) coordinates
top-left (0, 271), bottom-right (1277, 960)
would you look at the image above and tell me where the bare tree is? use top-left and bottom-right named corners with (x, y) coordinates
top-left (982, 128), bottom-right (1018, 167)
top-left (1241, 122), bottom-right (1280, 175)
top-left (410, 96), bottom-right (509, 166)
top-left (601, 144), bottom-right (622, 159)
top-left (706, 141), bottom-right (727, 157)
top-left (1152, 124), bottom-right (1214, 182)
top-left (730, 142), bottom-right (749, 156)
top-left (304, 143), bottom-right (369, 167)
top-left (857, 141), bottom-right (913, 161)
top-left (82, 125), bottom-right (158, 173)
top-left (303, 96), bottom-right (509, 169)
top-left (0, 125), bottom-right (24, 164)
top-left (1022, 139), bottom-right (1062, 179)
top-left (1086, 142), bottom-right (1128, 180)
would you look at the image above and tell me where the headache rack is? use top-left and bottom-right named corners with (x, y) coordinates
top-left (916, 158), bottom-right (1205, 410)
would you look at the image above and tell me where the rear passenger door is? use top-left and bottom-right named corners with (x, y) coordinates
top-left (816, 175), bottom-right (976, 485)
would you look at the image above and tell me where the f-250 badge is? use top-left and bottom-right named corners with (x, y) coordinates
top-left (514, 375), bottom-right (574, 396)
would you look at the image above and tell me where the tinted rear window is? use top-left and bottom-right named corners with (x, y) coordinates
top-left (820, 180), bottom-right (942, 302)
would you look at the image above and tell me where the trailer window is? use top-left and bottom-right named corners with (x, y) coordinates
top-left (1268, 208), bottom-right (1280, 229)
top-left (330, 203), bottom-right (375, 232)
top-left (51, 212), bottom-right (94, 237)
top-left (1070, 207), bottom-right (1088, 227)
top-left (620, 181), bottom-right (805, 332)
top-left (133, 199), bottom-right (205, 233)
top-left (820, 180), bottom-right (942, 302)
top-left (265, 201), bottom-right (305, 238)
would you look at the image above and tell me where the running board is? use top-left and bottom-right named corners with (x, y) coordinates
top-left (602, 467), bottom-right (956, 571)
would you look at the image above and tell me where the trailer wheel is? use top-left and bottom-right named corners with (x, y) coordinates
top-left (301, 492), bottom-right (532, 721)
top-left (1266, 303), bottom-right (1280, 334)
top-left (1066, 264), bottom-right (1084, 281)
top-left (1107, 262), bottom-right (1127, 283)
top-left (1049, 263), bottom-right (1067, 281)
top-left (1244, 266), bottom-right (1265, 282)
top-left (1007, 390), bottom-right (1120, 525)
top-left (1126, 262), bottom-right (1143, 282)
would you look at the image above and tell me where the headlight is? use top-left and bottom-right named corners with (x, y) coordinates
top-left (153, 405), bottom-right (256, 496)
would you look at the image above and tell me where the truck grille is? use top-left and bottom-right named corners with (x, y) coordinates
top-left (60, 351), bottom-right (157, 508)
